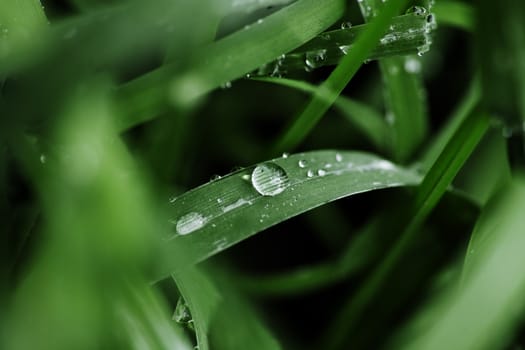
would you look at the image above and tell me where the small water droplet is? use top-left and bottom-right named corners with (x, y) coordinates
top-left (220, 81), bottom-right (232, 89)
top-left (251, 163), bottom-right (290, 196)
top-left (380, 33), bottom-right (397, 45)
top-left (305, 49), bottom-right (327, 70)
top-left (320, 33), bottom-right (331, 40)
top-left (257, 18), bottom-right (264, 24)
top-left (210, 174), bottom-right (221, 181)
top-left (217, 198), bottom-right (223, 204)
top-left (406, 6), bottom-right (427, 17)
top-left (317, 169), bottom-right (326, 176)
top-left (175, 212), bottom-right (207, 235)
top-left (307, 170), bottom-right (314, 177)
top-left (40, 154), bottom-right (46, 164)
top-left (340, 21), bottom-right (352, 29)
top-left (241, 174), bottom-right (251, 181)
top-left (338, 45), bottom-right (351, 55)
top-left (335, 153), bottom-right (343, 162)
top-left (282, 152), bottom-right (289, 158)
top-left (174, 297), bottom-right (192, 323)
top-left (298, 159), bottom-right (308, 168)
top-left (245, 73), bottom-right (252, 78)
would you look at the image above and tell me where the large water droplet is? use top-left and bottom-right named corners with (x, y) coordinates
top-left (175, 212), bottom-right (207, 235)
top-left (251, 163), bottom-right (290, 196)
top-left (174, 297), bottom-right (192, 323)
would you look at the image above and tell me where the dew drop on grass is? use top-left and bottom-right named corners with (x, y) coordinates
top-left (338, 45), bottom-right (351, 55)
top-left (340, 21), bottom-right (352, 29)
top-left (404, 57), bottom-right (422, 74)
top-left (220, 81), bottom-right (232, 89)
top-left (40, 154), bottom-right (46, 164)
top-left (307, 169), bottom-right (314, 178)
top-left (174, 297), bottom-right (192, 324)
top-left (175, 212), bottom-right (207, 235)
top-left (406, 5), bottom-right (427, 17)
top-left (298, 159), bottom-right (307, 168)
top-left (335, 153), bottom-right (343, 162)
top-left (317, 169), bottom-right (326, 176)
top-left (282, 152), bottom-right (290, 158)
top-left (251, 163), bottom-right (290, 196)
top-left (305, 49), bottom-right (327, 70)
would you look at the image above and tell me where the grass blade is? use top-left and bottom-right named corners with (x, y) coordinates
top-left (254, 77), bottom-right (389, 150)
top-left (321, 107), bottom-right (489, 350)
top-left (154, 150), bottom-right (420, 280)
top-left (433, 1), bottom-right (474, 32)
top-left (271, 0), bottom-right (410, 155)
top-left (115, 0), bottom-right (345, 131)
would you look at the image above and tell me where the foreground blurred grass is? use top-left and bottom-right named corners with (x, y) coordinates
top-left (2, 0), bottom-right (525, 349)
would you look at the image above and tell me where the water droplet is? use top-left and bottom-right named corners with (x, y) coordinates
top-left (210, 174), bottom-right (221, 181)
top-left (340, 21), bottom-right (352, 29)
top-left (217, 198), bottom-right (223, 204)
top-left (335, 153), bottom-right (343, 162)
top-left (257, 18), bottom-right (264, 24)
top-left (282, 152), bottom-right (289, 158)
top-left (251, 163), bottom-right (290, 196)
top-left (320, 33), bottom-right (331, 41)
top-left (40, 154), bottom-right (46, 164)
top-left (317, 169), bottom-right (326, 176)
top-left (174, 297), bottom-right (192, 323)
top-left (245, 73), bottom-right (252, 78)
top-left (305, 49), bottom-right (327, 70)
top-left (241, 174), bottom-right (251, 181)
top-left (380, 33), bottom-right (397, 45)
top-left (175, 212), bottom-right (207, 235)
top-left (404, 57), bottom-right (422, 73)
top-left (298, 159), bottom-right (308, 168)
top-left (338, 45), bottom-right (351, 55)
top-left (307, 170), bottom-right (314, 177)
top-left (406, 6), bottom-right (427, 17)
top-left (220, 81), bottom-right (232, 89)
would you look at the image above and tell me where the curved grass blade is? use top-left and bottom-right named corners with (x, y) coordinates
top-left (153, 150), bottom-right (420, 280)
top-left (256, 12), bottom-right (432, 75)
top-left (271, 0), bottom-right (410, 155)
top-left (320, 107), bottom-right (490, 350)
top-left (358, 0), bottom-right (432, 162)
top-left (115, 0), bottom-right (345, 131)
top-left (172, 266), bottom-right (221, 350)
top-left (399, 178), bottom-right (525, 350)
top-left (254, 77), bottom-right (389, 150)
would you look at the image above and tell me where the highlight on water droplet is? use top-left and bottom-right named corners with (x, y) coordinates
top-left (307, 169), bottom-right (314, 178)
top-left (282, 152), bottom-right (290, 158)
top-left (298, 159), bottom-right (308, 168)
top-left (305, 49), bottom-right (327, 70)
top-left (174, 297), bottom-right (192, 324)
top-left (175, 212), bottom-right (207, 235)
top-left (317, 169), bottom-right (326, 177)
top-left (340, 21), bottom-right (352, 29)
top-left (404, 57), bottom-right (422, 74)
top-left (335, 153), bottom-right (343, 162)
top-left (251, 162), bottom-right (290, 196)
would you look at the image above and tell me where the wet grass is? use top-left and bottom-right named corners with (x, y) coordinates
top-left (2, 0), bottom-right (525, 349)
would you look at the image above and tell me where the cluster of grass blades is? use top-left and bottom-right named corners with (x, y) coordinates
top-left (2, 0), bottom-right (525, 349)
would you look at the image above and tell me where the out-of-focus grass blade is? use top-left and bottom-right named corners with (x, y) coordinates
top-left (172, 266), bottom-right (221, 350)
top-left (172, 266), bottom-right (282, 350)
top-left (397, 178), bottom-right (525, 350)
top-left (433, 1), bottom-right (474, 32)
top-left (154, 150), bottom-right (420, 280)
top-left (254, 77), bottom-right (389, 150)
top-left (3, 79), bottom-right (188, 349)
top-left (271, 0), bottom-right (409, 155)
top-left (321, 107), bottom-right (489, 350)
top-left (115, 0), bottom-right (345, 130)
top-left (0, 0), bottom-right (47, 59)
top-left (118, 283), bottom-right (193, 350)
top-left (359, 0), bottom-right (432, 163)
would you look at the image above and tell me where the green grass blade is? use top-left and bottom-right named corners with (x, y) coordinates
top-left (321, 107), bottom-right (489, 350)
top-left (256, 13), bottom-right (433, 74)
top-left (359, 0), bottom-right (432, 162)
top-left (400, 178), bottom-right (525, 350)
top-left (254, 77), bottom-right (389, 150)
top-left (172, 266), bottom-right (221, 350)
top-left (115, 0), bottom-right (345, 131)
top-left (153, 150), bottom-right (420, 280)
top-left (433, 1), bottom-right (474, 32)
top-left (271, 0), bottom-right (409, 155)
